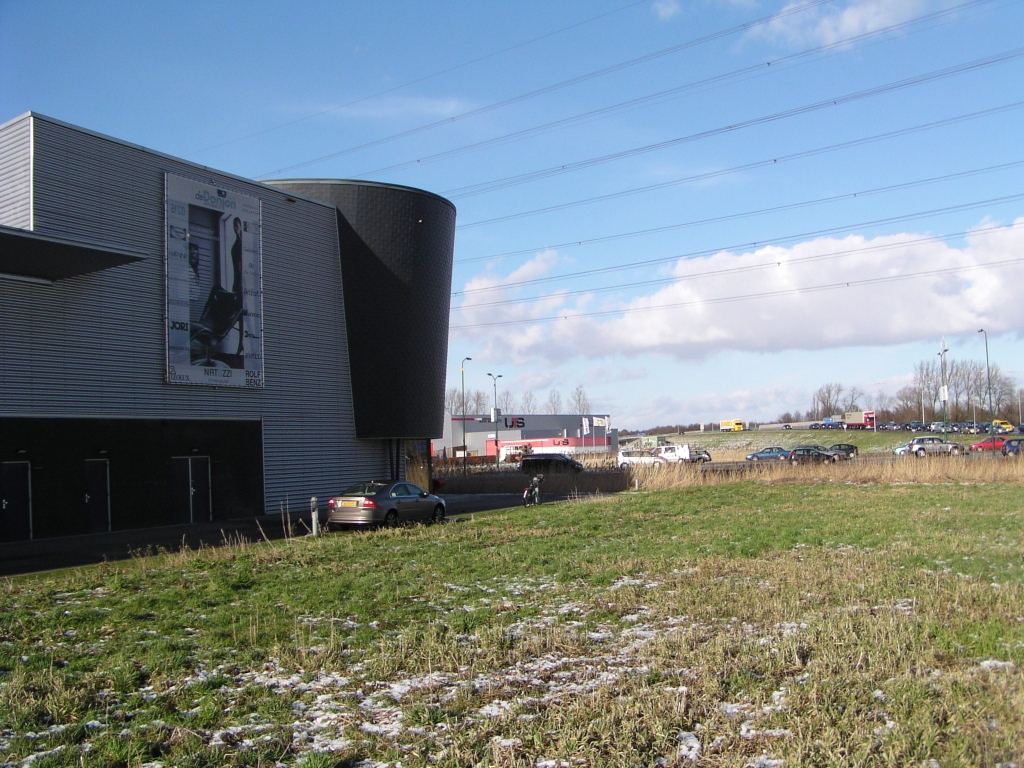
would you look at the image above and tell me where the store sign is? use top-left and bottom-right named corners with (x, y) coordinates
top-left (165, 174), bottom-right (264, 387)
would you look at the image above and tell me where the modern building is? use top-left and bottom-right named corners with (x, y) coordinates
top-left (434, 413), bottom-right (616, 462)
top-left (0, 112), bottom-right (454, 543)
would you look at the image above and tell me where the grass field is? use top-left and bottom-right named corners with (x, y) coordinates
top-left (2, 479), bottom-right (1023, 766)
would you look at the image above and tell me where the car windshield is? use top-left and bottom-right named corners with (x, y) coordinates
top-left (339, 482), bottom-right (387, 496)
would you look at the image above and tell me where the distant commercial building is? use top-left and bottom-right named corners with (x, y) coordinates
top-left (434, 413), bottom-right (616, 461)
top-left (0, 112), bottom-right (454, 543)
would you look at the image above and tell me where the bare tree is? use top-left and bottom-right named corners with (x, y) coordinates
top-left (520, 390), bottom-right (538, 414)
top-left (444, 387), bottom-right (462, 416)
top-left (545, 389), bottom-right (563, 414)
top-left (913, 359), bottom-right (940, 421)
top-left (991, 365), bottom-right (1016, 416)
top-left (467, 389), bottom-right (489, 416)
top-left (497, 389), bottom-right (517, 414)
top-left (811, 383), bottom-right (843, 419)
top-left (841, 386), bottom-right (864, 412)
top-left (568, 384), bottom-right (591, 414)
top-left (893, 385), bottom-right (920, 422)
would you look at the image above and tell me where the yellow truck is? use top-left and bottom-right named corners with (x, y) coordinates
top-left (719, 419), bottom-right (744, 432)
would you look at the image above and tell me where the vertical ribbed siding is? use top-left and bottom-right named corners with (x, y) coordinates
top-left (0, 115), bottom-right (390, 513)
top-left (0, 114), bottom-right (32, 230)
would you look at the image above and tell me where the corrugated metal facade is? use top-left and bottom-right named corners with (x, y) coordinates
top-left (0, 113), bottom-right (31, 230)
top-left (0, 114), bottom-right (391, 516)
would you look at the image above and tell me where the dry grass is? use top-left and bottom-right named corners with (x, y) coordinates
top-left (632, 455), bottom-right (1024, 490)
top-left (440, 470), bottom-right (628, 495)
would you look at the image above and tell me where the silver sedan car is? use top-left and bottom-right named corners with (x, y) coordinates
top-left (327, 481), bottom-right (446, 529)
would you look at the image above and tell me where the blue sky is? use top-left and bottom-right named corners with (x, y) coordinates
top-left (2, 0), bottom-right (1022, 428)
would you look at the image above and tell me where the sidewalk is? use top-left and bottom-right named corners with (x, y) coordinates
top-left (0, 494), bottom-right (529, 577)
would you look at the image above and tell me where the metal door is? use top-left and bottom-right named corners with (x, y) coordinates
top-left (190, 457), bottom-right (211, 522)
top-left (171, 456), bottom-right (212, 524)
top-left (84, 459), bottom-right (111, 534)
top-left (1, 462), bottom-right (32, 542)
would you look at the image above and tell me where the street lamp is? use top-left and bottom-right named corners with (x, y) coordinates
top-left (487, 373), bottom-right (502, 471)
top-left (979, 329), bottom-right (995, 450)
top-left (461, 357), bottom-right (472, 475)
top-left (938, 339), bottom-right (949, 441)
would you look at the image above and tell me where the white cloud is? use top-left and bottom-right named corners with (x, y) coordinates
top-left (453, 217), bottom-right (1024, 364)
top-left (652, 0), bottom-right (682, 21)
top-left (751, 0), bottom-right (934, 47)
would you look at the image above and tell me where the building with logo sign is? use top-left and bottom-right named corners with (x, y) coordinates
top-left (433, 413), bottom-right (617, 462)
top-left (0, 113), bottom-right (454, 543)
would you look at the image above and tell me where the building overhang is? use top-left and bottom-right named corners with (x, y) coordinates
top-left (0, 224), bottom-right (147, 282)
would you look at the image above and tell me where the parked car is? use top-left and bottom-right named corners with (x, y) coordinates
top-left (746, 446), bottom-right (789, 461)
top-left (894, 436), bottom-right (965, 457)
top-left (782, 424), bottom-right (792, 430)
top-left (909, 421), bottom-right (926, 432)
top-left (971, 436), bottom-right (1007, 452)
top-left (1001, 438), bottom-right (1021, 458)
top-left (828, 443), bottom-right (859, 458)
top-left (808, 423), bottom-right (822, 430)
top-left (798, 444), bottom-right (846, 460)
top-left (327, 481), bottom-right (445, 529)
top-left (787, 447), bottom-right (838, 464)
top-left (617, 449), bottom-right (666, 470)
top-left (991, 419), bottom-right (1015, 434)
top-left (521, 453), bottom-right (584, 474)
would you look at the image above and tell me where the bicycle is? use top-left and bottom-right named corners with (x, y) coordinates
top-left (522, 474), bottom-right (544, 507)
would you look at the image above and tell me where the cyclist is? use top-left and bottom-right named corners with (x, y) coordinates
top-left (523, 473), bottom-right (544, 506)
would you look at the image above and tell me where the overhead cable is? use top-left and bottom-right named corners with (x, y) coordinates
top-left (187, 0), bottom-right (649, 157)
top-left (456, 220), bottom-right (1024, 310)
top-left (359, 0), bottom-right (998, 179)
top-left (451, 45), bottom-right (1024, 217)
top-left (257, 0), bottom-right (835, 177)
top-left (453, 191), bottom-right (1024, 295)
top-left (450, 253), bottom-right (1024, 330)
top-left (452, 100), bottom-right (1024, 247)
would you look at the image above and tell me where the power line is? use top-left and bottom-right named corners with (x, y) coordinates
top-left (450, 254), bottom-right (1024, 330)
top-left (185, 0), bottom-right (649, 158)
top-left (456, 220), bottom-right (1024, 310)
top-left (452, 45), bottom-right (1024, 214)
top-left (453, 191), bottom-right (1024, 295)
top-left (257, 0), bottom-right (835, 177)
top-left (357, 0), bottom-right (998, 180)
top-left (453, 103), bottom-right (1024, 265)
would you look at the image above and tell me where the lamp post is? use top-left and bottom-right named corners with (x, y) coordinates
top-left (979, 329), bottom-right (995, 451)
top-left (939, 339), bottom-right (949, 441)
top-left (487, 373), bottom-right (502, 471)
top-left (461, 357), bottom-right (472, 475)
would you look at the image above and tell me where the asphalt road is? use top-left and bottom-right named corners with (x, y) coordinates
top-left (0, 493), bottom-right (530, 578)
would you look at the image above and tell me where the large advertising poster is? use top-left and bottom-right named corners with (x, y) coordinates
top-left (165, 174), bottom-right (263, 388)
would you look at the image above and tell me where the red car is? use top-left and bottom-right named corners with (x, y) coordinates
top-left (971, 436), bottom-right (1007, 452)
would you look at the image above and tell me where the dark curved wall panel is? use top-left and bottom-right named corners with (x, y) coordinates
top-left (268, 180), bottom-right (455, 439)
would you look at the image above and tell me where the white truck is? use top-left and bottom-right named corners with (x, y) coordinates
top-left (652, 444), bottom-right (711, 464)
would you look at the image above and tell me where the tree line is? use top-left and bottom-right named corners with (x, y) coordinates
top-left (777, 356), bottom-right (1022, 425)
top-left (444, 384), bottom-right (592, 416)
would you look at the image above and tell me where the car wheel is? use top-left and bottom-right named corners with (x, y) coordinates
top-left (432, 505), bottom-right (446, 524)
top-left (620, 463), bottom-right (629, 470)
top-left (751, 456), bottom-right (759, 462)
top-left (950, 447), bottom-right (961, 456)
top-left (791, 459), bottom-right (799, 465)
top-left (384, 510), bottom-right (399, 528)
top-left (915, 450), bottom-right (925, 458)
